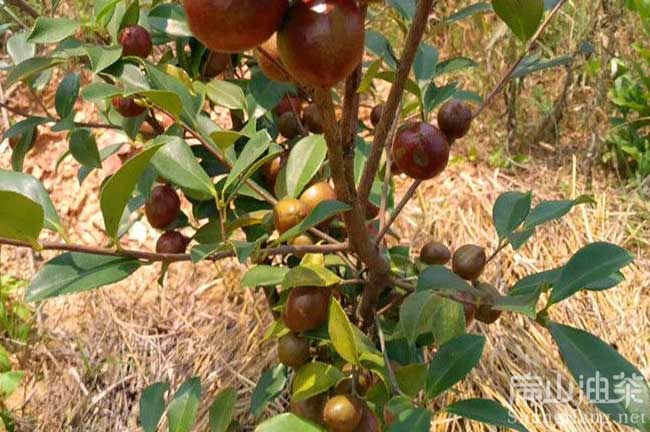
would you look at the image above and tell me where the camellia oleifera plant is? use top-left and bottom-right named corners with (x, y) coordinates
top-left (1, 0), bottom-right (649, 431)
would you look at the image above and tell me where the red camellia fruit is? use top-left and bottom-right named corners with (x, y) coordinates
top-left (274, 95), bottom-right (303, 117)
top-left (155, 231), bottom-right (190, 254)
top-left (255, 34), bottom-right (291, 83)
top-left (392, 122), bottom-right (450, 180)
top-left (112, 97), bottom-right (146, 118)
top-left (118, 25), bottom-right (153, 58)
top-left (202, 51), bottom-right (231, 78)
top-left (437, 99), bottom-right (473, 141)
top-left (370, 104), bottom-right (384, 128)
top-left (184, 0), bottom-right (289, 53)
top-left (283, 286), bottom-right (331, 332)
top-left (277, 0), bottom-right (365, 88)
top-left (145, 185), bottom-right (181, 229)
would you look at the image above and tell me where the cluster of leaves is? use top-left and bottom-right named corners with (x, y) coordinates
top-left (0, 0), bottom-right (648, 431)
top-left (603, 1), bottom-right (650, 182)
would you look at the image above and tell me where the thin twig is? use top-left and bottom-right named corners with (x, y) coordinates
top-left (0, 236), bottom-right (350, 263)
top-left (375, 312), bottom-right (406, 397)
top-left (379, 101), bottom-right (402, 233)
top-left (0, 101), bottom-right (121, 130)
top-left (375, 179), bottom-right (422, 246)
top-left (472, 0), bottom-right (570, 119)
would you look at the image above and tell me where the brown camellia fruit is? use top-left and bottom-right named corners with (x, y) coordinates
top-left (475, 282), bottom-right (503, 324)
top-left (255, 33), bottom-right (291, 83)
top-left (274, 95), bottom-right (303, 117)
top-left (277, 333), bottom-right (311, 368)
top-left (278, 112), bottom-right (303, 139)
top-left (290, 234), bottom-right (314, 258)
top-left (118, 25), bottom-right (152, 58)
top-left (273, 198), bottom-right (308, 234)
top-left (419, 241), bottom-right (452, 265)
top-left (300, 181), bottom-right (337, 214)
top-left (452, 244), bottom-right (487, 281)
top-left (392, 122), bottom-right (450, 180)
top-left (437, 99), bottom-right (473, 141)
top-left (323, 395), bottom-right (362, 432)
top-left (291, 393), bottom-right (327, 424)
top-left (356, 405), bottom-right (381, 432)
top-left (283, 286), bottom-right (330, 332)
top-left (457, 290), bottom-right (476, 325)
top-left (145, 185), bottom-right (181, 229)
top-left (370, 104), bottom-right (384, 128)
top-left (202, 51), bottom-right (231, 78)
top-left (184, 0), bottom-right (289, 53)
top-left (262, 151), bottom-right (289, 189)
top-left (390, 160), bottom-right (403, 176)
top-left (277, 0), bottom-right (364, 88)
top-left (302, 104), bottom-right (324, 134)
top-left (155, 231), bottom-right (189, 254)
top-left (334, 365), bottom-right (373, 396)
top-left (112, 96), bottom-right (146, 118)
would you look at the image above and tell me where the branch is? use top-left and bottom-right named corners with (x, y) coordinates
top-left (0, 237), bottom-right (350, 263)
top-left (357, 0), bottom-right (436, 206)
top-left (472, 0), bottom-right (569, 119)
top-left (0, 101), bottom-right (122, 130)
top-left (4, 0), bottom-right (39, 18)
top-left (374, 179), bottom-right (422, 245)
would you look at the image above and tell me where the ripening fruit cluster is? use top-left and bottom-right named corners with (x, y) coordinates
top-left (419, 240), bottom-right (502, 325)
top-left (144, 184), bottom-right (190, 255)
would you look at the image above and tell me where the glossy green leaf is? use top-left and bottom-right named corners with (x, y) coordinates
top-left (55, 73), bottom-right (80, 118)
top-left (423, 82), bottom-right (459, 113)
top-left (78, 143), bottom-right (124, 185)
top-left (400, 291), bottom-right (441, 346)
top-left (140, 382), bottom-right (169, 432)
top-left (493, 191), bottom-right (532, 239)
top-left (81, 82), bottom-right (123, 102)
top-left (395, 364), bottom-right (427, 398)
top-left (248, 71), bottom-right (295, 113)
top-left (284, 135), bottom-right (328, 198)
top-left (223, 131), bottom-right (271, 193)
top-left (5, 57), bottom-right (65, 88)
top-left (205, 80), bottom-right (247, 111)
top-left (100, 144), bottom-right (163, 240)
top-left (84, 45), bottom-right (123, 73)
top-left (365, 30), bottom-right (398, 69)
top-left (7, 31), bottom-right (35, 65)
top-left (387, 407), bottom-right (431, 432)
top-left (431, 296), bottom-right (466, 345)
top-left (435, 57), bottom-right (479, 75)
top-left (167, 377), bottom-right (201, 432)
top-left (250, 364), bottom-right (288, 418)
top-left (255, 413), bottom-right (325, 432)
top-left (69, 129), bottom-right (101, 168)
top-left (509, 268), bottom-right (561, 296)
top-left (492, 0), bottom-right (544, 42)
top-left (329, 298), bottom-right (359, 366)
top-left (28, 17), bottom-right (80, 43)
top-left (277, 200), bottom-right (351, 243)
top-left (550, 242), bottom-right (634, 304)
top-left (129, 90), bottom-right (183, 117)
top-left (492, 287), bottom-right (541, 318)
top-left (150, 136), bottom-right (216, 201)
top-left (447, 399), bottom-right (528, 431)
top-left (25, 252), bottom-right (141, 301)
top-left (209, 388), bottom-right (237, 432)
top-left (0, 191), bottom-right (43, 248)
top-left (148, 3), bottom-right (192, 37)
top-left (241, 265), bottom-right (289, 288)
top-left (0, 170), bottom-right (63, 237)
top-left (416, 265), bottom-right (473, 295)
top-left (549, 323), bottom-right (650, 432)
top-left (414, 43), bottom-right (439, 85)
top-left (523, 195), bottom-right (594, 229)
top-left (282, 264), bottom-right (341, 290)
top-left (292, 362), bottom-right (343, 402)
top-left (425, 334), bottom-right (485, 399)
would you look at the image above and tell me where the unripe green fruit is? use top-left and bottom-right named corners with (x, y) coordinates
top-left (452, 244), bottom-right (486, 281)
top-left (322, 395), bottom-right (362, 432)
top-left (419, 241), bottom-right (451, 265)
top-left (277, 333), bottom-right (311, 368)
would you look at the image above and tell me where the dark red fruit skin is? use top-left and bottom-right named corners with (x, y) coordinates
top-left (184, 0), bottom-right (289, 53)
top-left (392, 122), bottom-right (450, 180)
top-left (437, 99), bottom-right (473, 141)
top-left (457, 291), bottom-right (476, 325)
top-left (118, 25), bottom-right (152, 58)
top-left (370, 104), bottom-right (384, 128)
top-left (202, 51), bottom-right (231, 78)
top-left (145, 185), bottom-right (181, 229)
top-left (155, 231), bottom-right (189, 254)
top-left (282, 286), bottom-right (331, 333)
top-left (277, 0), bottom-right (365, 88)
top-left (291, 394), bottom-right (327, 424)
top-left (302, 104), bottom-right (323, 134)
top-left (278, 112), bottom-right (302, 139)
top-left (112, 96), bottom-right (146, 118)
top-left (274, 95), bottom-right (303, 117)
top-left (255, 33), bottom-right (291, 83)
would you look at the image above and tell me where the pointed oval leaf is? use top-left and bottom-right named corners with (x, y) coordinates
top-left (167, 377), bottom-right (201, 432)
top-left (549, 323), bottom-right (650, 431)
top-left (282, 264), bottom-right (341, 290)
top-left (425, 334), bottom-right (485, 399)
top-left (55, 73), bottom-right (80, 118)
top-left (209, 388), bottom-right (237, 432)
top-left (446, 399), bottom-right (528, 431)
top-left (492, 0), bottom-right (544, 42)
top-left (524, 195), bottom-right (594, 228)
top-left (255, 413), bottom-right (325, 432)
top-left (251, 364), bottom-right (288, 418)
top-left (100, 144), bottom-right (163, 240)
top-left (224, 131), bottom-right (271, 193)
top-left (140, 382), bottom-right (169, 432)
top-left (395, 364), bottom-right (427, 398)
top-left (69, 129), bottom-right (101, 168)
top-left (492, 191), bottom-right (532, 239)
top-left (0, 191), bottom-right (43, 248)
top-left (28, 17), bottom-right (80, 43)
top-left (550, 242), bottom-right (634, 304)
top-left (284, 135), bottom-right (328, 198)
top-left (399, 291), bottom-right (439, 346)
top-left (205, 80), bottom-right (247, 111)
top-left (25, 252), bottom-right (141, 301)
top-left (241, 265), bottom-right (290, 288)
top-left (5, 57), bottom-right (65, 88)
top-left (0, 170), bottom-right (64, 236)
top-left (387, 407), bottom-right (432, 432)
top-left (292, 362), bottom-right (343, 402)
top-left (416, 265), bottom-right (472, 295)
top-left (328, 298), bottom-right (359, 366)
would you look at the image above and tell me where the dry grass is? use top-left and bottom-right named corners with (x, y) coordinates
top-left (1, 0), bottom-right (649, 431)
